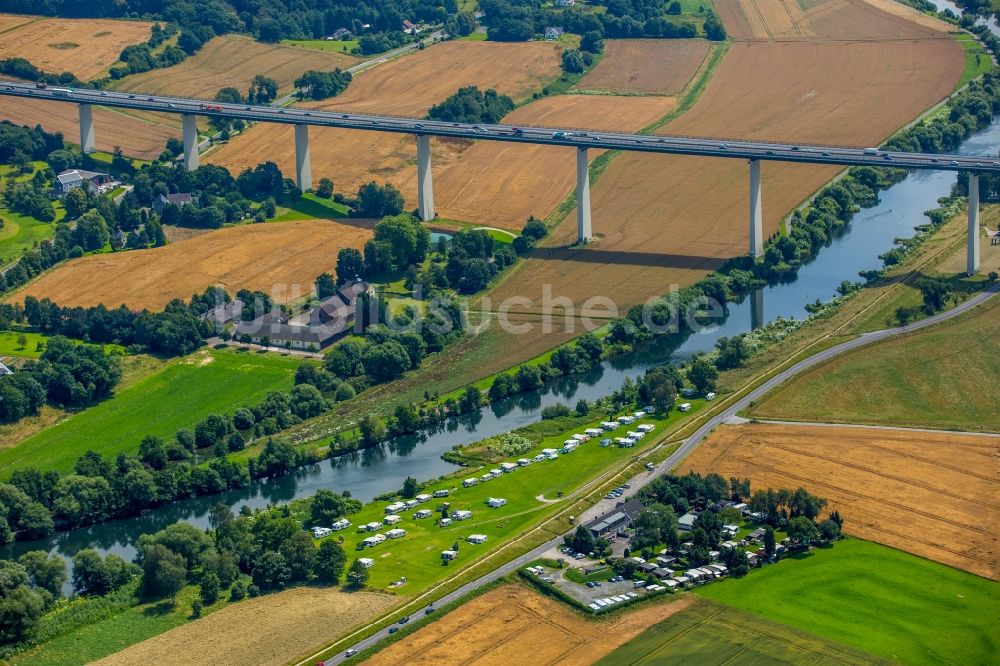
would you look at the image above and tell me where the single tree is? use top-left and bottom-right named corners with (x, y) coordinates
top-left (141, 544), bottom-right (187, 601)
top-left (346, 559), bottom-right (369, 588)
top-left (314, 540), bottom-right (347, 583)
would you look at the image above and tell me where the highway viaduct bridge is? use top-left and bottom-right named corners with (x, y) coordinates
top-left (1, 80), bottom-right (994, 274)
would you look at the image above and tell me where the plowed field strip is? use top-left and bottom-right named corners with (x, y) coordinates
top-left (728, 455), bottom-right (992, 536)
top-left (758, 441), bottom-right (1000, 510)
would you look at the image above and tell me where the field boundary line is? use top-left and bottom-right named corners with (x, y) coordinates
top-left (751, 418), bottom-right (1000, 437)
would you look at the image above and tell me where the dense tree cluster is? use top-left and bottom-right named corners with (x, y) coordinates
top-left (0, 493), bottom-right (357, 650)
top-left (352, 181), bottom-right (406, 219)
top-left (360, 214), bottom-right (430, 275)
top-left (0, 336), bottom-right (121, 421)
top-left (0, 57), bottom-right (87, 88)
top-left (246, 75), bottom-right (279, 105)
top-left (3, 295), bottom-right (208, 357)
top-left (0, 122), bottom-right (63, 168)
top-left (446, 11), bottom-right (477, 36)
top-left (629, 472), bottom-right (838, 573)
top-left (126, 161), bottom-right (286, 229)
top-left (321, 294), bottom-right (465, 388)
top-left (3, 0), bottom-right (450, 53)
top-left (427, 86), bottom-right (515, 124)
top-left (295, 69), bottom-right (353, 101)
top-left (488, 332), bottom-right (602, 400)
top-left (110, 23), bottom-right (185, 79)
top-left (405, 217), bottom-right (542, 297)
top-left (0, 436), bottom-right (288, 539)
top-left (480, 0), bottom-right (713, 41)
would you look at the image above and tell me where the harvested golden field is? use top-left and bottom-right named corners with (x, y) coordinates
top-left (435, 94), bottom-right (676, 227)
top-left (207, 40), bottom-right (562, 197)
top-left (8, 220), bottom-right (374, 310)
top-left (311, 41), bottom-right (562, 114)
top-left (580, 39), bottom-right (711, 95)
top-left (111, 35), bottom-right (358, 99)
top-left (0, 15), bottom-right (153, 79)
top-left (680, 422), bottom-right (1000, 580)
top-left (366, 584), bottom-right (694, 666)
top-left (94, 587), bottom-right (396, 666)
top-left (492, 33), bottom-right (964, 316)
top-left (0, 94), bottom-right (177, 159)
top-left (715, 0), bottom-right (951, 42)
top-left (0, 14), bottom-right (32, 32)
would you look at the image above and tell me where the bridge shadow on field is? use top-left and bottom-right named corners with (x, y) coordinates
top-left (538, 246), bottom-right (727, 270)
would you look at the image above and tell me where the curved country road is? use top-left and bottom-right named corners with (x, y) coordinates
top-left (315, 282), bottom-right (999, 664)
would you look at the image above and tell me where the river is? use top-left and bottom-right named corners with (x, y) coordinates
top-left (928, 0), bottom-right (1000, 38)
top-left (5, 119), bottom-right (1000, 594)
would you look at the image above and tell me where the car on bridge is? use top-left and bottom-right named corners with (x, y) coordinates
top-left (553, 131), bottom-right (573, 139)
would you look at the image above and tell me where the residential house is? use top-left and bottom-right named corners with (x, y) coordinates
top-left (199, 299), bottom-right (244, 328)
top-left (234, 279), bottom-right (372, 351)
top-left (331, 27), bottom-right (353, 40)
top-left (544, 26), bottom-right (564, 40)
top-left (55, 169), bottom-right (113, 195)
top-left (555, 0), bottom-right (575, 5)
top-left (584, 498), bottom-right (644, 538)
top-left (152, 192), bottom-right (198, 215)
top-left (678, 512), bottom-right (698, 531)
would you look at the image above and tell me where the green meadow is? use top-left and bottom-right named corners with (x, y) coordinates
top-left (697, 538), bottom-right (1000, 665)
top-left (0, 348), bottom-right (303, 476)
top-left (599, 597), bottom-right (884, 666)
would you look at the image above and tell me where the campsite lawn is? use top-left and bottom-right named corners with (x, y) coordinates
top-left (598, 597), bottom-right (882, 666)
top-left (0, 348), bottom-right (304, 476)
top-left (305, 409), bottom-right (691, 593)
top-left (697, 538), bottom-right (1000, 665)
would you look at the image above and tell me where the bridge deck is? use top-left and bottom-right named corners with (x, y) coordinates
top-left (1, 81), bottom-right (996, 173)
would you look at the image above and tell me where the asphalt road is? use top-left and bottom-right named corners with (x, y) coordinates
top-left (3, 79), bottom-right (999, 173)
top-left (317, 284), bottom-right (999, 663)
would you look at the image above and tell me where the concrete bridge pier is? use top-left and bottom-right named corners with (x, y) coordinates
top-left (577, 147), bottom-right (592, 243)
top-left (968, 173), bottom-right (980, 275)
top-left (749, 159), bottom-right (763, 257)
top-left (78, 103), bottom-right (96, 154)
top-left (182, 114), bottom-right (199, 171)
top-left (295, 124), bottom-right (312, 192)
top-left (417, 134), bottom-right (435, 221)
